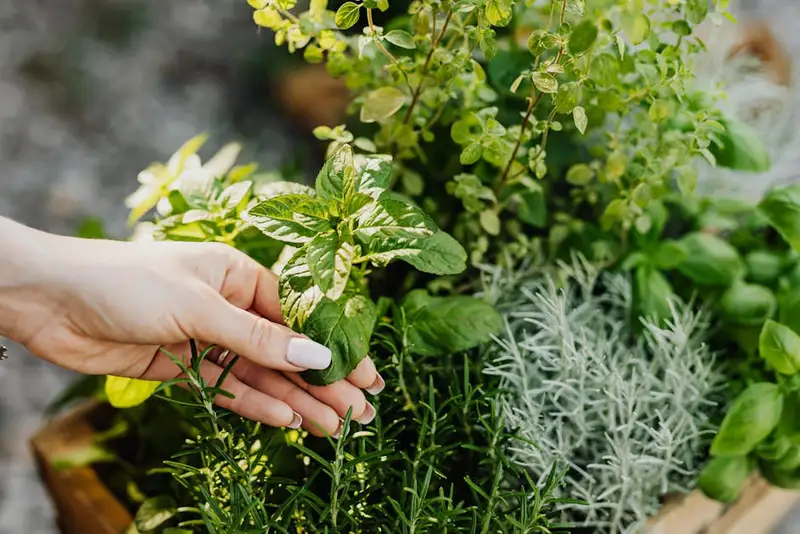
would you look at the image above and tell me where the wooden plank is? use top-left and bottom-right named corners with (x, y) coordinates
top-left (30, 401), bottom-right (132, 534)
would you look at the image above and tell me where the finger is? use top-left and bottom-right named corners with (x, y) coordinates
top-left (346, 357), bottom-right (385, 395)
top-left (187, 292), bottom-right (332, 372)
top-left (217, 248), bottom-right (284, 324)
top-left (284, 372), bottom-right (374, 425)
top-left (232, 359), bottom-right (341, 438)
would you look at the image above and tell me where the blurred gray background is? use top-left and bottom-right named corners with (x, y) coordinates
top-left (0, 0), bottom-right (798, 532)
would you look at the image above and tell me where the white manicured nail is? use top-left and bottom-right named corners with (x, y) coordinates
top-left (366, 374), bottom-right (385, 396)
top-left (286, 337), bottom-right (332, 369)
top-left (355, 403), bottom-right (376, 425)
top-left (288, 412), bottom-right (303, 429)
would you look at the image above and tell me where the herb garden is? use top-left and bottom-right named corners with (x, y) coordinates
top-left (36, 0), bottom-right (800, 532)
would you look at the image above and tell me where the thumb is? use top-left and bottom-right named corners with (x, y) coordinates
top-left (188, 292), bottom-right (332, 372)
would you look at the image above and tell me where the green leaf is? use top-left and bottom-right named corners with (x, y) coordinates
top-left (761, 462), bottom-right (800, 490)
top-left (355, 196), bottom-right (436, 240)
top-left (135, 496), bottom-right (177, 532)
top-left (781, 288), bottom-right (800, 336)
top-left (778, 389), bottom-right (800, 443)
top-left (622, 13), bottom-right (650, 45)
top-left (362, 231), bottom-right (467, 275)
top-left (746, 251), bottom-right (785, 285)
top-left (719, 282), bottom-right (775, 327)
top-left (568, 20), bottom-right (598, 54)
top-left (685, 0), bottom-right (709, 24)
top-left (634, 266), bottom-right (673, 324)
top-left (710, 119), bottom-right (771, 172)
top-left (676, 232), bottom-right (745, 286)
top-left (479, 209), bottom-right (501, 235)
top-left (651, 241), bottom-right (686, 269)
top-left (360, 87), bottom-right (406, 123)
top-left (279, 249), bottom-right (324, 330)
top-left (384, 30), bottom-right (415, 49)
top-left (401, 290), bottom-right (503, 356)
top-left (555, 82), bottom-right (582, 113)
top-left (335, 2), bottom-right (361, 29)
top-left (710, 382), bottom-right (783, 457)
top-left (698, 456), bottom-right (754, 504)
top-left (566, 164), bottom-right (593, 185)
top-left (460, 143), bottom-right (482, 165)
top-left (759, 185), bottom-right (800, 250)
top-left (484, 0), bottom-right (512, 27)
top-left (759, 319), bottom-right (800, 375)
top-left (300, 294), bottom-right (377, 386)
top-left (306, 232), bottom-right (355, 301)
top-left (771, 444), bottom-right (800, 471)
top-left (354, 154), bottom-right (393, 196)
top-left (317, 144), bottom-right (356, 202)
top-left (531, 72), bottom-right (558, 94)
top-left (517, 187), bottom-right (546, 227)
top-left (105, 376), bottom-right (160, 408)
top-left (649, 100), bottom-right (669, 122)
top-left (245, 194), bottom-right (330, 244)
top-left (51, 443), bottom-right (115, 470)
top-left (573, 106), bottom-right (588, 135)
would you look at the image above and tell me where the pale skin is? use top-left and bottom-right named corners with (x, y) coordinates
top-left (0, 216), bottom-right (384, 438)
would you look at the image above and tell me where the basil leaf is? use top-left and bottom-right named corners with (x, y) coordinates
top-left (698, 456), bottom-right (753, 504)
top-left (279, 249), bottom-right (324, 330)
top-left (719, 282), bottom-right (776, 327)
top-left (306, 232), bottom-right (356, 301)
top-left (710, 119), bottom-right (770, 172)
top-left (300, 294), bottom-right (377, 386)
top-left (135, 496), bottom-right (177, 532)
top-left (401, 290), bottom-right (503, 356)
top-left (759, 184), bottom-right (800, 251)
top-left (772, 444), bottom-right (800, 471)
top-left (710, 382), bottom-right (783, 457)
top-left (216, 180), bottom-right (252, 215)
top-left (778, 389), bottom-right (800, 443)
top-left (761, 462), bottom-right (800, 490)
top-left (746, 250), bottom-right (785, 285)
top-left (355, 196), bottom-right (436, 240)
top-left (759, 319), bottom-right (800, 375)
top-left (361, 231), bottom-right (467, 275)
top-left (316, 144), bottom-right (356, 202)
top-left (634, 266), bottom-right (673, 324)
top-left (245, 194), bottom-right (330, 244)
top-left (676, 232), bottom-right (745, 286)
top-left (780, 287), bottom-right (800, 336)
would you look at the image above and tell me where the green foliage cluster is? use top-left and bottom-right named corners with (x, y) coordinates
top-left (695, 186), bottom-right (800, 503)
top-left (249, 0), bottom-right (736, 267)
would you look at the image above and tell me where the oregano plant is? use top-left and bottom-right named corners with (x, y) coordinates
top-left (244, 143), bottom-right (467, 384)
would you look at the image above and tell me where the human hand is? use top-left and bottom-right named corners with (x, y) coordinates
top-left (0, 217), bottom-right (384, 437)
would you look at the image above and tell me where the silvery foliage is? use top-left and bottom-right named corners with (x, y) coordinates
top-left (481, 257), bottom-right (725, 534)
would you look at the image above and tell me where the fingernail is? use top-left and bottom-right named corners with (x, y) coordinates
top-left (288, 412), bottom-right (303, 429)
top-left (365, 374), bottom-right (385, 396)
top-left (355, 403), bottom-right (376, 425)
top-left (286, 337), bottom-right (332, 369)
top-left (331, 424), bottom-right (342, 440)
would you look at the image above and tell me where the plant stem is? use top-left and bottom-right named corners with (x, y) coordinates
top-left (402, 10), bottom-right (454, 125)
top-left (496, 89), bottom-right (543, 191)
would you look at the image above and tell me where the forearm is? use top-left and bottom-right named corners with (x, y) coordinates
top-left (0, 216), bottom-right (62, 341)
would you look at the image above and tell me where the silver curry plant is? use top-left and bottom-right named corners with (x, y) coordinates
top-left (483, 257), bottom-right (725, 533)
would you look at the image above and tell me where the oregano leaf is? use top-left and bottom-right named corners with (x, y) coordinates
top-left (335, 2), bottom-right (361, 29)
top-left (573, 106), bottom-right (588, 134)
top-left (384, 30), bottom-right (416, 49)
top-left (361, 87), bottom-right (406, 123)
top-left (531, 72), bottom-right (558, 94)
top-left (568, 20), bottom-right (598, 54)
top-left (135, 496), bottom-right (178, 532)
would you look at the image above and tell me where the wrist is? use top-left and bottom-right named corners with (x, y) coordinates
top-left (0, 217), bottom-right (65, 342)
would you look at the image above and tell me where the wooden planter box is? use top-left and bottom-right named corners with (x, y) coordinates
top-left (32, 401), bottom-right (800, 534)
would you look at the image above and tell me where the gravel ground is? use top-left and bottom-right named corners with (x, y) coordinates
top-left (0, 0), bottom-right (799, 532)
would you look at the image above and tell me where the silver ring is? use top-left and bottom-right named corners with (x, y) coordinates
top-left (214, 349), bottom-right (231, 367)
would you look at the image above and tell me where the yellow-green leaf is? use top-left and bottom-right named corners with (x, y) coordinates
top-left (573, 106), bottom-right (588, 135)
top-left (623, 13), bottom-right (651, 45)
top-left (485, 0), bottom-right (513, 27)
top-left (105, 376), bottom-right (160, 408)
top-left (360, 87), bottom-right (406, 123)
top-left (531, 72), bottom-right (558, 94)
top-left (335, 2), bottom-right (361, 29)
